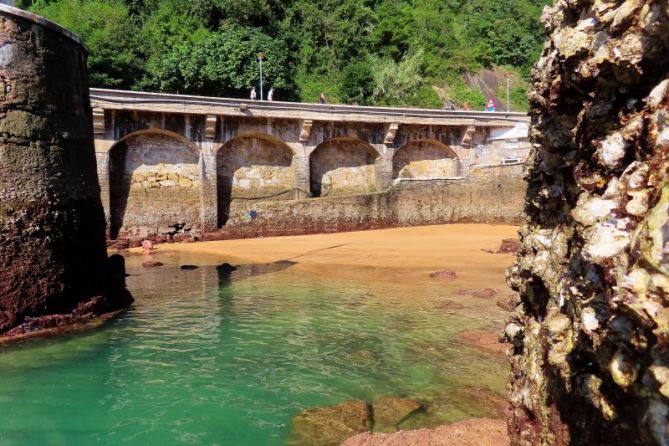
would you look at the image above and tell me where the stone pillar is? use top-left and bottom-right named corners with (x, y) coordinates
top-left (200, 141), bottom-right (219, 232)
top-left (0, 6), bottom-right (131, 336)
top-left (288, 143), bottom-right (310, 198)
top-left (94, 138), bottom-right (113, 237)
top-left (506, 1), bottom-right (669, 445)
top-left (372, 144), bottom-right (393, 191)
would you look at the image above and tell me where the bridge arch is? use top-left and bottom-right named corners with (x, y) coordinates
top-left (392, 139), bottom-right (459, 179)
top-left (216, 132), bottom-right (296, 226)
top-left (309, 137), bottom-right (380, 197)
top-left (108, 129), bottom-right (201, 239)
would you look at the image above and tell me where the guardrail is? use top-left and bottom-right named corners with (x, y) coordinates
top-left (90, 88), bottom-right (529, 124)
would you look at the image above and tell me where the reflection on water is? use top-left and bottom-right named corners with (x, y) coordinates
top-left (0, 253), bottom-right (507, 446)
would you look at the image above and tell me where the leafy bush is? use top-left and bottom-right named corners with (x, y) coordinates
top-left (339, 61), bottom-right (375, 105)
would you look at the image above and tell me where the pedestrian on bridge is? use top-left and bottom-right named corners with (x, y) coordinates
top-left (319, 92), bottom-right (327, 104)
top-left (250, 87), bottom-right (257, 100)
top-left (268, 87), bottom-right (274, 101)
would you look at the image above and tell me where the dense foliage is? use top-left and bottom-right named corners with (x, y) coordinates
top-left (22, 0), bottom-right (549, 109)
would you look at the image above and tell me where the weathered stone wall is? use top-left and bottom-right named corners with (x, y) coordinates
top-left (306, 122), bottom-right (386, 147)
top-left (110, 133), bottom-right (201, 238)
top-left (217, 135), bottom-right (295, 224)
top-left (310, 139), bottom-right (378, 197)
top-left (506, 1), bottom-right (669, 444)
top-left (0, 6), bottom-right (131, 336)
top-left (393, 141), bottom-right (460, 179)
top-left (218, 164), bottom-right (524, 237)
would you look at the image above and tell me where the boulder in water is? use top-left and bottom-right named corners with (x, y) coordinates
top-left (371, 397), bottom-right (424, 433)
top-left (288, 400), bottom-right (372, 446)
top-left (341, 418), bottom-right (509, 446)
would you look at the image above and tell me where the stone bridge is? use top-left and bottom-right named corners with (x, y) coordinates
top-left (90, 88), bottom-right (529, 239)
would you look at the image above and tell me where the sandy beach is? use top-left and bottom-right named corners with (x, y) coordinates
top-left (131, 224), bottom-right (519, 286)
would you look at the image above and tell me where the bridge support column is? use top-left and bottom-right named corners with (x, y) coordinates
top-left (94, 138), bottom-right (113, 238)
top-left (200, 142), bottom-right (218, 232)
top-left (372, 144), bottom-right (393, 191)
top-left (288, 143), bottom-right (310, 198)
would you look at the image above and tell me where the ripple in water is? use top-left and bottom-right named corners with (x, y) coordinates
top-left (0, 254), bottom-right (507, 445)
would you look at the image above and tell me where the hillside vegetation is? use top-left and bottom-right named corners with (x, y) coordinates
top-left (21, 0), bottom-right (550, 110)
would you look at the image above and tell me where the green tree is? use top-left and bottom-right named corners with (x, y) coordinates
top-left (147, 25), bottom-right (296, 98)
top-left (30, 0), bottom-right (142, 88)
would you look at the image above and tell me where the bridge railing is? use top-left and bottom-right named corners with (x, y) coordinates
top-left (89, 88), bottom-right (529, 124)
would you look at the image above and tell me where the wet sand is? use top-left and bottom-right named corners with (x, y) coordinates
top-left (132, 224), bottom-right (519, 288)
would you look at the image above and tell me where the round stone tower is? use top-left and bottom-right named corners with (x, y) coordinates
top-left (0, 5), bottom-right (131, 336)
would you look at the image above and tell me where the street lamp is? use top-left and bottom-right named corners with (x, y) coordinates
top-left (256, 52), bottom-right (265, 101)
top-left (505, 75), bottom-right (510, 112)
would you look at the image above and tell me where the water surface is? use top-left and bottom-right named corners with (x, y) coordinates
top-left (0, 253), bottom-right (507, 445)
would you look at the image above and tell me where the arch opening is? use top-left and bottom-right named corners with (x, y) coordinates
top-left (217, 133), bottom-right (296, 226)
top-left (109, 130), bottom-right (201, 239)
top-left (309, 137), bottom-right (379, 198)
top-left (392, 139), bottom-right (459, 179)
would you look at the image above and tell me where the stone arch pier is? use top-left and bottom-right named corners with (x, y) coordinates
top-left (108, 129), bottom-right (201, 239)
top-left (393, 139), bottom-right (460, 180)
top-left (309, 137), bottom-right (381, 197)
top-left (91, 89), bottom-right (529, 239)
top-left (217, 133), bottom-right (297, 225)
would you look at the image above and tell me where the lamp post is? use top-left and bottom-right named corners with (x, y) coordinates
top-left (256, 52), bottom-right (265, 101)
top-left (506, 75), bottom-right (510, 112)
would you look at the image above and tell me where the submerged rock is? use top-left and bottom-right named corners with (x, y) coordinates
top-left (341, 418), bottom-right (510, 446)
top-left (498, 238), bottom-right (522, 254)
top-left (141, 261), bottom-right (164, 268)
top-left (371, 397), bottom-right (424, 433)
top-left (179, 264), bottom-right (199, 270)
top-left (456, 288), bottom-right (498, 299)
top-left (458, 330), bottom-right (508, 359)
top-left (288, 400), bottom-right (372, 446)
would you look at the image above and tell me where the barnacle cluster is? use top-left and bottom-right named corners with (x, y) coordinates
top-left (506, 0), bottom-right (669, 444)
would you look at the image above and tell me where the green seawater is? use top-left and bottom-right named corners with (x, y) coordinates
top-left (0, 253), bottom-right (508, 445)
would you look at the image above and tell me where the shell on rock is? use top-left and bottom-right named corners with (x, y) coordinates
top-left (582, 307), bottom-right (600, 333)
top-left (572, 195), bottom-right (617, 226)
top-left (597, 133), bottom-right (628, 169)
top-left (610, 349), bottom-right (638, 388)
top-left (583, 224), bottom-right (631, 263)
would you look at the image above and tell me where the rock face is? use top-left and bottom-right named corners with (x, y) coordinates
top-left (506, 0), bottom-right (669, 445)
top-left (341, 418), bottom-right (510, 446)
top-left (0, 6), bottom-right (131, 336)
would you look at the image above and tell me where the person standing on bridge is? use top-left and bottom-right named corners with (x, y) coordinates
top-left (319, 92), bottom-right (327, 104)
top-left (250, 87), bottom-right (257, 100)
top-left (267, 87), bottom-right (274, 101)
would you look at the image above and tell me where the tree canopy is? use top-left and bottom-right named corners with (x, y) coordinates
top-left (22, 0), bottom-right (549, 110)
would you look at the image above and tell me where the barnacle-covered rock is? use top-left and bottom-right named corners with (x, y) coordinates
top-left (507, 0), bottom-right (669, 444)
